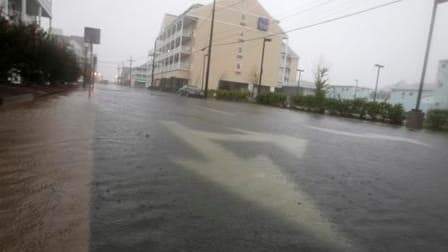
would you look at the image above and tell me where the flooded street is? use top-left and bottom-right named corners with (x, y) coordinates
top-left (1, 84), bottom-right (448, 251)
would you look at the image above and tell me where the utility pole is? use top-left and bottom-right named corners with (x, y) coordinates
top-left (204, 0), bottom-right (216, 99)
top-left (297, 69), bottom-right (304, 95)
top-left (202, 54), bottom-right (208, 91)
top-left (128, 57), bottom-right (135, 86)
top-left (258, 38), bottom-right (272, 95)
top-left (373, 64), bottom-right (384, 102)
top-left (354, 79), bottom-right (359, 99)
top-left (151, 39), bottom-right (157, 87)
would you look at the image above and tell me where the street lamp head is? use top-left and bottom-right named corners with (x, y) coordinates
top-left (297, 69), bottom-right (304, 73)
top-left (375, 64), bottom-right (384, 68)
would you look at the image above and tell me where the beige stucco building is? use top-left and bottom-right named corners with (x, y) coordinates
top-left (151, 0), bottom-right (299, 93)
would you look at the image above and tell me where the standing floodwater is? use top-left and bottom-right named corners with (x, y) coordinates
top-left (1, 85), bottom-right (448, 251)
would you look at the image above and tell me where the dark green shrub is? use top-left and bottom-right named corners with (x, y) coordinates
top-left (387, 104), bottom-right (405, 125)
top-left (216, 90), bottom-right (249, 102)
top-left (325, 98), bottom-right (340, 115)
top-left (256, 92), bottom-right (287, 107)
top-left (379, 102), bottom-right (393, 122)
top-left (426, 109), bottom-right (448, 130)
top-left (352, 99), bottom-right (367, 118)
top-left (207, 89), bottom-right (217, 97)
top-left (365, 102), bottom-right (381, 121)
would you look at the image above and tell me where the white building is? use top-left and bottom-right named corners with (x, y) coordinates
top-left (327, 85), bottom-right (373, 100)
top-left (1, 0), bottom-right (52, 27)
top-left (433, 60), bottom-right (448, 110)
top-left (389, 82), bottom-right (434, 113)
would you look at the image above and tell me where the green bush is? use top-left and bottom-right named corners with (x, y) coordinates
top-left (426, 109), bottom-right (448, 130)
top-left (387, 104), bottom-right (405, 125)
top-left (216, 89), bottom-right (249, 102)
top-left (207, 89), bottom-right (217, 97)
top-left (256, 92), bottom-right (287, 107)
top-left (365, 102), bottom-right (382, 121)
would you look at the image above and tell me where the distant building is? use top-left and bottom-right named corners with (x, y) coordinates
top-left (327, 85), bottom-right (373, 100)
top-left (119, 62), bottom-right (152, 87)
top-left (389, 81), bottom-right (434, 113)
top-left (151, 0), bottom-right (299, 93)
top-left (278, 80), bottom-right (316, 96)
top-left (1, 0), bottom-right (52, 28)
top-left (433, 60), bottom-right (448, 110)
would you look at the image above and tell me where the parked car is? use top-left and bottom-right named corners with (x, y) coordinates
top-left (177, 85), bottom-right (204, 98)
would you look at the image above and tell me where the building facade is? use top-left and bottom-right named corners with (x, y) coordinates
top-left (389, 82), bottom-right (434, 113)
top-left (151, 0), bottom-right (298, 93)
top-left (326, 85), bottom-right (373, 100)
top-left (433, 60), bottom-right (448, 109)
top-left (1, 0), bottom-right (52, 26)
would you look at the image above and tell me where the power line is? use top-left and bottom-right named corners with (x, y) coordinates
top-left (279, 0), bottom-right (335, 20)
top-left (212, 0), bottom-right (403, 48)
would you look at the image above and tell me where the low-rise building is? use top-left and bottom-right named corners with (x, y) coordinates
top-left (389, 81), bottom-right (434, 113)
top-left (277, 80), bottom-right (316, 96)
top-left (151, 0), bottom-right (299, 93)
top-left (326, 85), bottom-right (372, 100)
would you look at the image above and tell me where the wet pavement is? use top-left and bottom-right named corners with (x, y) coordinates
top-left (1, 84), bottom-right (448, 251)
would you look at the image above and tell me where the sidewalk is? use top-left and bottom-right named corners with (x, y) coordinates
top-left (0, 83), bottom-right (79, 106)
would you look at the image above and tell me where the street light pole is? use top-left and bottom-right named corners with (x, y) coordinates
top-left (258, 38), bottom-right (272, 95)
top-left (406, 0), bottom-right (447, 129)
top-left (354, 79), bottom-right (359, 99)
top-left (416, 0), bottom-right (447, 111)
top-left (204, 0), bottom-right (216, 99)
top-left (297, 69), bottom-right (304, 95)
top-left (373, 64), bottom-right (384, 102)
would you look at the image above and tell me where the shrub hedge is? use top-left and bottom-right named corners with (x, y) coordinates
top-left (291, 95), bottom-right (405, 125)
top-left (256, 92), bottom-right (287, 107)
top-left (216, 90), bottom-right (250, 102)
top-left (426, 110), bottom-right (448, 130)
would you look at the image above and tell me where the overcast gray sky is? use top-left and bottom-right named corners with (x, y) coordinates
top-left (52, 0), bottom-right (448, 88)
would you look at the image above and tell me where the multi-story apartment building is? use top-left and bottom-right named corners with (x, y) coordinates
top-left (0, 0), bottom-right (52, 26)
top-left (151, 0), bottom-right (299, 93)
top-left (389, 82), bottom-right (434, 113)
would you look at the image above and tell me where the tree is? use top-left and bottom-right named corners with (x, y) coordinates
top-left (0, 16), bottom-right (81, 85)
top-left (314, 65), bottom-right (329, 113)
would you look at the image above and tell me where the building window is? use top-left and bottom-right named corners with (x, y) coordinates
top-left (439, 81), bottom-right (444, 87)
top-left (174, 54), bottom-right (179, 64)
top-left (238, 47), bottom-right (243, 53)
top-left (236, 63), bottom-right (241, 70)
top-left (176, 37), bottom-right (180, 47)
top-left (442, 63), bottom-right (447, 68)
top-left (240, 21), bottom-right (246, 26)
top-left (177, 21), bottom-right (182, 31)
top-left (409, 92), bottom-right (413, 96)
top-left (238, 38), bottom-right (244, 43)
top-left (240, 31), bottom-right (244, 37)
top-left (236, 55), bottom-right (243, 59)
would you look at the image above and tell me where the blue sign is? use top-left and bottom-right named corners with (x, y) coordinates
top-left (258, 17), bottom-right (269, 31)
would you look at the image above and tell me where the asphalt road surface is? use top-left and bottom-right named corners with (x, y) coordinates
top-left (1, 84), bottom-right (448, 252)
